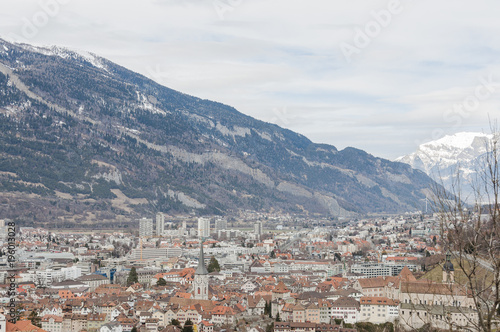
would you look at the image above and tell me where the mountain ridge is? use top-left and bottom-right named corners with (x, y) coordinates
top-left (396, 132), bottom-right (493, 201)
top-left (0, 38), bottom-right (436, 225)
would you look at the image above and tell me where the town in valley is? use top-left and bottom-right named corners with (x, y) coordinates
top-left (0, 211), bottom-right (481, 331)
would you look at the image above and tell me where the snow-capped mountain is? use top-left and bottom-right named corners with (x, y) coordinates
top-left (397, 132), bottom-right (493, 197)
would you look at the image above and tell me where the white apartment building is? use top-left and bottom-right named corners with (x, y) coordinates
top-left (214, 218), bottom-right (227, 231)
top-left (198, 217), bottom-right (210, 239)
top-left (61, 266), bottom-right (82, 280)
top-left (130, 247), bottom-right (182, 260)
top-left (21, 266), bottom-right (83, 287)
top-left (351, 263), bottom-right (419, 278)
top-left (359, 296), bottom-right (399, 324)
top-left (76, 261), bottom-right (92, 275)
top-left (156, 213), bottom-right (165, 236)
top-left (139, 218), bottom-right (154, 237)
top-left (273, 263), bottom-right (290, 273)
top-left (254, 221), bottom-right (263, 237)
top-left (0, 219), bottom-right (7, 241)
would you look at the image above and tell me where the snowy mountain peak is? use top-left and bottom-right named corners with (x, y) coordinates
top-left (423, 132), bottom-right (490, 150)
top-left (397, 132), bottom-right (493, 175)
top-left (397, 132), bottom-right (494, 200)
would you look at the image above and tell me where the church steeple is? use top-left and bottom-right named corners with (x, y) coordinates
top-left (196, 241), bottom-right (208, 275)
top-left (442, 251), bottom-right (455, 283)
top-left (193, 240), bottom-right (209, 300)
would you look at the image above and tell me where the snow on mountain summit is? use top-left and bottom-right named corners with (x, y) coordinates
top-left (397, 132), bottom-right (494, 200)
top-left (423, 132), bottom-right (490, 150)
top-left (12, 41), bottom-right (107, 71)
top-left (397, 132), bottom-right (492, 176)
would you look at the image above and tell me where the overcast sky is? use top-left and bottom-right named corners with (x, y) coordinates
top-left (1, 0), bottom-right (499, 160)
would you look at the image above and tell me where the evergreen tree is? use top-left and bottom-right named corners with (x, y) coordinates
top-left (127, 267), bottom-right (139, 286)
top-left (264, 300), bottom-right (271, 316)
top-left (182, 319), bottom-right (194, 332)
top-left (29, 310), bottom-right (41, 328)
top-left (157, 277), bottom-right (167, 286)
top-left (207, 256), bottom-right (221, 273)
top-left (275, 312), bottom-right (281, 322)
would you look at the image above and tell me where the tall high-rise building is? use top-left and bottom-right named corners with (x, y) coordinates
top-left (0, 219), bottom-right (6, 241)
top-left (178, 220), bottom-right (187, 237)
top-left (139, 218), bottom-right (153, 237)
top-left (214, 218), bottom-right (227, 232)
top-left (198, 217), bottom-right (210, 239)
top-left (254, 221), bottom-right (263, 237)
top-left (156, 213), bottom-right (165, 236)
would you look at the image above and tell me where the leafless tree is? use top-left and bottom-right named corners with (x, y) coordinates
top-left (432, 124), bottom-right (500, 332)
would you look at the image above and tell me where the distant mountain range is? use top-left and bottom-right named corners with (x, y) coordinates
top-left (0, 38), bottom-right (436, 225)
top-left (397, 132), bottom-right (493, 201)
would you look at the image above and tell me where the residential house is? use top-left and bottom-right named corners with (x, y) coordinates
top-left (70, 313), bottom-right (88, 332)
top-left (304, 304), bottom-right (320, 324)
top-left (241, 281), bottom-right (259, 293)
top-left (331, 297), bottom-right (359, 324)
top-left (359, 297), bottom-right (399, 324)
top-left (317, 299), bottom-right (333, 324)
top-left (100, 320), bottom-right (123, 332)
top-left (145, 318), bottom-right (160, 331)
top-left (247, 295), bottom-right (269, 316)
top-left (211, 306), bottom-right (235, 325)
top-left (41, 314), bottom-right (63, 332)
top-left (87, 313), bottom-right (107, 331)
top-left (291, 304), bottom-right (306, 323)
top-left (199, 320), bottom-right (213, 332)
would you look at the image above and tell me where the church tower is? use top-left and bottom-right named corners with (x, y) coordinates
top-left (442, 252), bottom-right (455, 284)
top-left (193, 242), bottom-right (209, 300)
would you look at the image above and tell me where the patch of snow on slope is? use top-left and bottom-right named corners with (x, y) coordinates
top-left (70, 48), bottom-right (106, 70)
top-left (16, 43), bottom-right (107, 71)
top-left (216, 122), bottom-right (251, 137)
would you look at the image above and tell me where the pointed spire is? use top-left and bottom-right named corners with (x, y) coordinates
top-left (196, 240), bottom-right (208, 275)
